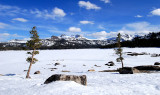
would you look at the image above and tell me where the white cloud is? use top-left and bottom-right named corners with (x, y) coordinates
top-left (151, 8), bottom-right (160, 16)
top-left (125, 22), bottom-right (159, 33)
top-left (12, 18), bottom-right (28, 22)
top-left (90, 31), bottom-right (108, 39)
top-left (89, 22), bottom-right (160, 39)
top-left (80, 20), bottom-right (94, 24)
top-left (0, 33), bottom-right (9, 41)
top-left (30, 9), bottom-right (43, 17)
top-left (98, 25), bottom-right (105, 29)
top-left (68, 27), bottom-right (81, 32)
top-left (30, 7), bottom-right (66, 20)
top-left (0, 33), bottom-right (10, 36)
top-left (0, 4), bottom-right (20, 10)
top-left (0, 22), bottom-right (8, 29)
top-left (0, 4), bottom-right (66, 21)
top-left (115, 22), bottom-right (160, 35)
top-left (100, 0), bottom-right (110, 3)
top-left (0, 33), bottom-right (24, 41)
top-left (53, 7), bottom-right (66, 17)
top-left (78, 1), bottom-right (101, 10)
top-left (0, 4), bottom-right (26, 16)
top-left (135, 15), bottom-right (143, 18)
top-left (23, 38), bottom-right (31, 41)
top-left (89, 31), bottom-right (118, 39)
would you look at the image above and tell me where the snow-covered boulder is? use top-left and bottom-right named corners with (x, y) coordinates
top-left (44, 74), bottom-right (87, 85)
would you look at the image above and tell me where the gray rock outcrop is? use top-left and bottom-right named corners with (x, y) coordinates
top-left (44, 74), bottom-right (87, 86)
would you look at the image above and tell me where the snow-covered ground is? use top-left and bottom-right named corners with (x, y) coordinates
top-left (0, 48), bottom-right (160, 95)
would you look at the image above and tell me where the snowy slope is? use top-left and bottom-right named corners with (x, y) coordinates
top-left (0, 48), bottom-right (160, 95)
top-left (8, 39), bottom-right (27, 43)
top-left (107, 34), bottom-right (136, 41)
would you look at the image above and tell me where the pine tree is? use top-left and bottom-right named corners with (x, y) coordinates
top-left (26, 26), bottom-right (41, 78)
top-left (115, 33), bottom-right (124, 68)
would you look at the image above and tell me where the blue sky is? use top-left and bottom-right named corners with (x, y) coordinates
top-left (0, 0), bottom-right (160, 41)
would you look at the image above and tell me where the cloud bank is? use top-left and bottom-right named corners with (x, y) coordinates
top-left (78, 1), bottom-right (101, 10)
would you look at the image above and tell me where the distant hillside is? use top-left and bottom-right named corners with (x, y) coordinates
top-left (101, 32), bottom-right (160, 48)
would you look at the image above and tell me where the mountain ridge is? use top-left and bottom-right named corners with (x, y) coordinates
top-left (0, 33), bottom-right (140, 50)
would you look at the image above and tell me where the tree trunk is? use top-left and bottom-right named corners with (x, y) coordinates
top-left (120, 51), bottom-right (124, 68)
top-left (26, 49), bottom-right (35, 78)
top-left (121, 60), bottom-right (124, 68)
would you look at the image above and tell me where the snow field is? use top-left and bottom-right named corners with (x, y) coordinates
top-left (0, 48), bottom-right (160, 95)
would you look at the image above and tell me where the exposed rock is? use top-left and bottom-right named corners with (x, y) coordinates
top-left (105, 61), bottom-right (115, 66)
top-left (119, 67), bottom-right (140, 74)
top-left (49, 68), bottom-right (57, 70)
top-left (44, 74), bottom-right (87, 85)
top-left (63, 65), bottom-right (66, 67)
top-left (154, 62), bottom-right (160, 65)
top-left (94, 64), bottom-right (101, 67)
top-left (61, 70), bottom-right (70, 72)
top-left (125, 52), bottom-right (132, 53)
top-left (5, 74), bottom-right (16, 76)
top-left (134, 65), bottom-right (160, 71)
top-left (55, 63), bottom-right (60, 66)
top-left (141, 52), bottom-right (148, 55)
top-left (49, 68), bottom-right (57, 71)
top-left (99, 70), bottom-right (118, 72)
top-left (47, 64), bottom-right (51, 65)
top-left (88, 69), bottom-right (95, 72)
top-left (127, 52), bottom-right (147, 56)
top-left (151, 54), bottom-right (160, 57)
top-left (118, 65), bottom-right (160, 74)
top-left (0, 74), bottom-right (3, 76)
top-left (24, 70), bottom-right (28, 72)
top-left (34, 71), bottom-right (40, 74)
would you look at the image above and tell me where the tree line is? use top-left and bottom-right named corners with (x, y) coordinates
top-left (101, 32), bottom-right (160, 48)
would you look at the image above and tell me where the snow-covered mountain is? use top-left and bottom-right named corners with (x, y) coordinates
top-left (59, 34), bottom-right (88, 40)
top-left (9, 39), bottom-right (27, 43)
top-left (41, 34), bottom-right (109, 47)
top-left (121, 34), bottom-right (136, 41)
top-left (107, 34), bottom-right (136, 41)
top-left (1, 34), bottom-right (137, 48)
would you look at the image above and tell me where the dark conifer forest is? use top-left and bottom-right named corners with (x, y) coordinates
top-left (101, 32), bottom-right (160, 48)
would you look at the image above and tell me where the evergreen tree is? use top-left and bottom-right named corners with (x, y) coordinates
top-left (26, 26), bottom-right (41, 78)
top-left (115, 33), bottom-right (124, 68)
